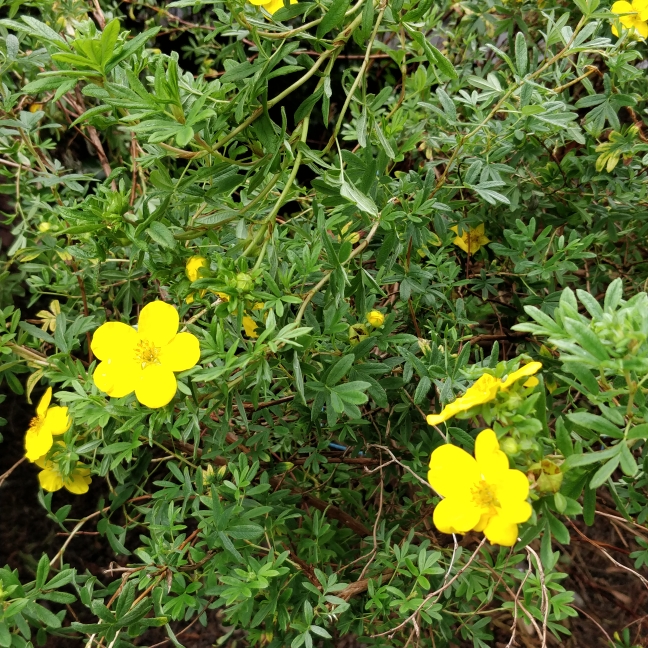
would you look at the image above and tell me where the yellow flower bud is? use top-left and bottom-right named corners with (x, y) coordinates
top-left (366, 310), bottom-right (385, 328)
top-left (38, 222), bottom-right (52, 232)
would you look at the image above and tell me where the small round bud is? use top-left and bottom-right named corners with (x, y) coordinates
top-left (235, 272), bottom-right (254, 293)
top-left (500, 437), bottom-right (519, 456)
top-left (37, 222), bottom-right (52, 233)
top-left (366, 310), bottom-right (385, 328)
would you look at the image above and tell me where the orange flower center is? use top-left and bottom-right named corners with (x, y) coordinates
top-left (135, 339), bottom-right (160, 368)
top-left (470, 480), bottom-right (499, 510)
top-left (29, 416), bottom-right (44, 433)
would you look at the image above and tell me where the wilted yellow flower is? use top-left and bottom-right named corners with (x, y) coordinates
top-left (35, 300), bottom-right (61, 332)
top-left (611, 0), bottom-right (648, 37)
top-left (366, 310), bottom-right (385, 328)
top-left (242, 302), bottom-right (266, 338)
top-left (427, 374), bottom-right (500, 426)
top-left (451, 224), bottom-right (490, 254)
top-left (248, 0), bottom-right (297, 14)
top-left (428, 429), bottom-right (532, 546)
top-left (35, 455), bottom-right (92, 494)
top-left (427, 362), bottom-right (542, 426)
top-left (349, 323), bottom-right (369, 346)
top-left (91, 301), bottom-right (200, 409)
top-left (25, 388), bottom-right (71, 461)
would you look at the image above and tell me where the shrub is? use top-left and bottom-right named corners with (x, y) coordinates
top-left (0, 0), bottom-right (647, 645)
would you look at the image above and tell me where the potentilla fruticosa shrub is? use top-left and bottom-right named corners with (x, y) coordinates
top-left (0, 0), bottom-right (648, 645)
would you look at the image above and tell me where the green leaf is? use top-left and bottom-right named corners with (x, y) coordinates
top-left (515, 32), bottom-right (528, 76)
top-left (589, 455), bottom-right (620, 489)
top-left (326, 354), bottom-right (355, 386)
top-left (340, 178), bottom-right (378, 216)
top-left (627, 423), bottom-right (648, 440)
top-left (0, 623), bottom-right (10, 648)
top-left (35, 554), bottom-right (50, 590)
top-left (563, 444), bottom-right (621, 469)
top-left (566, 412), bottom-right (622, 438)
top-left (147, 222), bottom-right (177, 249)
top-left (316, 0), bottom-right (350, 38)
top-left (562, 318), bottom-right (609, 362)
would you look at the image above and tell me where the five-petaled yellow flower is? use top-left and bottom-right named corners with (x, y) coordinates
top-left (427, 362), bottom-right (542, 426)
top-left (35, 454), bottom-right (92, 494)
top-left (92, 301), bottom-right (200, 409)
top-left (451, 224), bottom-right (490, 255)
top-left (25, 387), bottom-right (71, 461)
top-left (611, 0), bottom-right (648, 37)
top-left (428, 429), bottom-right (532, 546)
top-left (248, 0), bottom-right (297, 14)
top-left (366, 310), bottom-right (385, 328)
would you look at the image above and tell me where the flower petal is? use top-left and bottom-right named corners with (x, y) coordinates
top-left (612, 0), bottom-right (633, 13)
top-left (42, 406), bottom-right (71, 436)
top-left (428, 443), bottom-right (480, 498)
top-left (38, 468), bottom-right (64, 492)
top-left (243, 315), bottom-right (259, 338)
top-left (25, 426), bottom-right (53, 462)
top-left (433, 496), bottom-right (481, 534)
top-left (64, 467), bottom-right (91, 495)
top-left (494, 468), bottom-right (530, 503)
top-left (138, 301), bottom-right (179, 348)
top-left (158, 332), bottom-right (200, 372)
top-left (264, 0), bottom-right (286, 12)
top-left (91, 322), bottom-right (139, 361)
top-left (634, 17), bottom-right (648, 35)
top-left (475, 429), bottom-right (509, 480)
top-left (186, 256), bottom-right (207, 282)
top-left (93, 359), bottom-right (141, 398)
top-left (135, 364), bottom-right (177, 408)
top-left (497, 499), bottom-right (532, 525)
top-left (36, 387), bottom-right (52, 417)
top-left (483, 515), bottom-right (519, 546)
top-left (501, 361), bottom-right (542, 389)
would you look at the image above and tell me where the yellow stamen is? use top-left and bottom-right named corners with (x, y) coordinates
top-left (135, 340), bottom-right (160, 368)
top-left (470, 480), bottom-right (499, 509)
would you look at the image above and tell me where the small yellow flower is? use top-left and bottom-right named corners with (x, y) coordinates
top-left (427, 374), bottom-right (500, 426)
top-left (428, 429), bottom-right (532, 546)
top-left (340, 222), bottom-right (360, 245)
top-left (451, 224), bottom-right (490, 255)
top-left (91, 301), bottom-right (200, 409)
top-left (611, 0), bottom-right (648, 37)
top-left (366, 310), bottom-right (385, 328)
top-left (25, 388), bottom-right (71, 462)
top-left (248, 0), bottom-right (297, 14)
top-left (186, 256), bottom-right (208, 282)
top-left (35, 455), bottom-right (92, 494)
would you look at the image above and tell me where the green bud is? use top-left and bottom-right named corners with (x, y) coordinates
top-left (235, 272), bottom-right (254, 293)
top-left (500, 437), bottom-right (519, 456)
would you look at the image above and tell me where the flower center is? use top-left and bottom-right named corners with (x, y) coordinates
top-left (29, 416), bottom-right (43, 433)
top-left (470, 480), bottom-right (499, 510)
top-left (135, 339), bottom-right (160, 368)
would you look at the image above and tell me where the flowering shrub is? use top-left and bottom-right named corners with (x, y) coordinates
top-left (1, 0), bottom-right (648, 646)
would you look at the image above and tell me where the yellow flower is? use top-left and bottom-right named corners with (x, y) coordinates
top-left (248, 0), bottom-right (297, 14)
top-left (186, 256), bottom-right (208, 282)
top-left (91, 301), bottom-right (201, 409)
top-left (186, 256), bottom-right (209, 304)
top-left (427, 374), bottom-right (500, 426)
top-left (427, 362), bottom-right (542, 426)
top-left (25, 388), bottom-right (71, 462)
top-left (428, 429), bottom-right (532, 546)
top-left (611, 0), bottom-right (648, 37)
top-left (366, 310), bottom-right (385, 328)
top-left (501, 361), bottom-right (542, 390)
top-left (451, 224), bottom-right (490, 255)
top-left (35, 455), bottom-right (91, 494)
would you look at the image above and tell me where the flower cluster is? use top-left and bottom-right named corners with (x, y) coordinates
top-left (25, 389), bottom-right (91, 494)
top-left (185, 257), bottom-right (265, 339)
top-left (92, 301), bottom-right (200, 409)
top-left (428, 429), bottom-right (532, 546)
top-left (611, 0), bottom-right (648, 37)
top-left (427, 362), bottom-right (542, 426)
